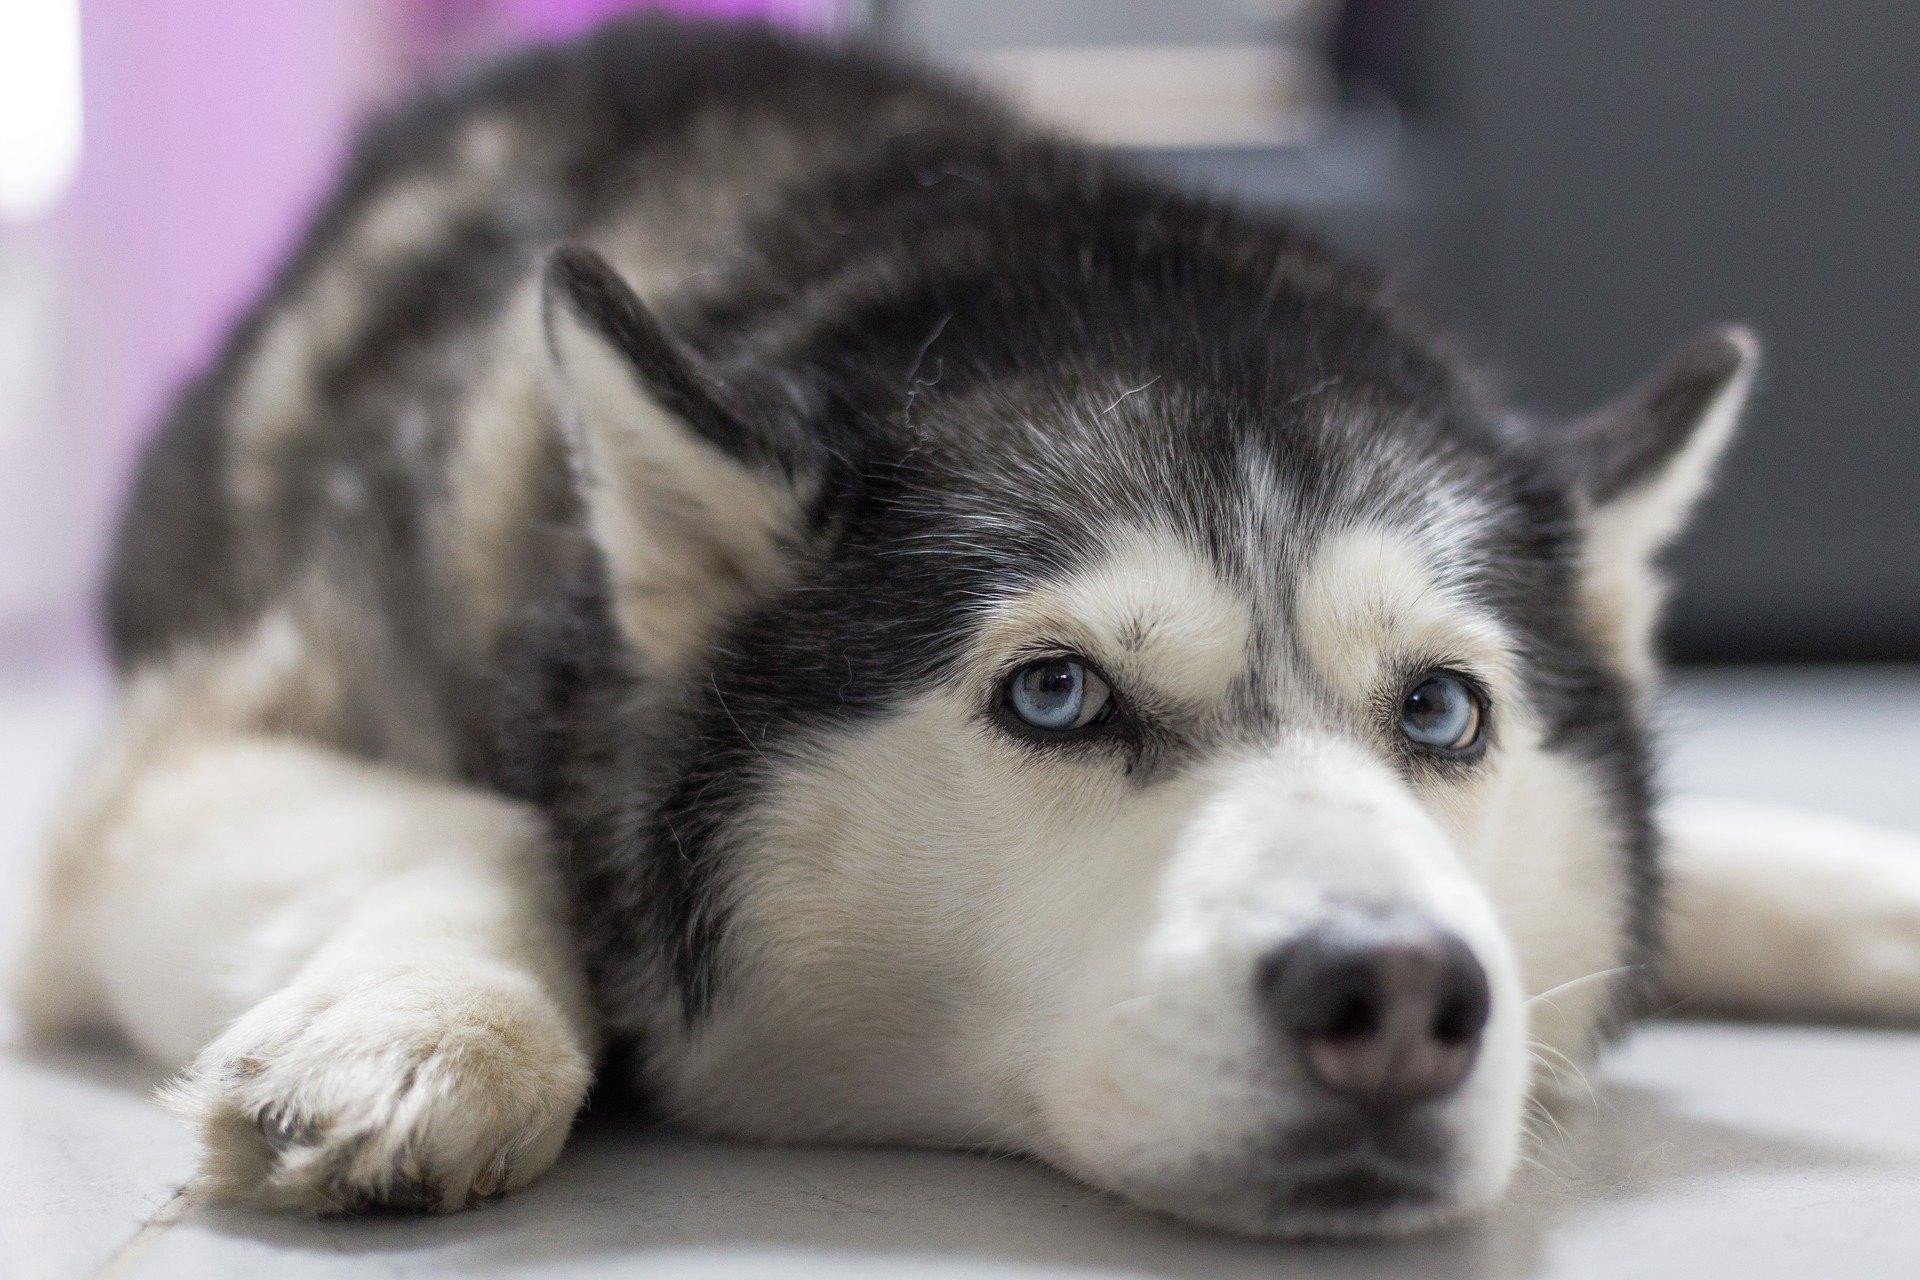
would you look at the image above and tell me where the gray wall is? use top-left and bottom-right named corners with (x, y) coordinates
top-left (1429, 1), bottom-right (1920, 660)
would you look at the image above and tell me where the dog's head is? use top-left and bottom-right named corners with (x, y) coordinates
top-left (536, 190), bottom-right (1754, 1236)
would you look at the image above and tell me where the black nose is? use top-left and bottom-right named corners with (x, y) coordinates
top-left (1259, 913), bottom-right (1491, 1107)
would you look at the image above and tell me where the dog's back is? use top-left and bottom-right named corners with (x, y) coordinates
top-left (103, 19), bottom-right (1004, 752)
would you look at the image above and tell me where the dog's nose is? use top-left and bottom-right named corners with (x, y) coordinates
top-left (1260, 913), bottom-right (1490, 1106)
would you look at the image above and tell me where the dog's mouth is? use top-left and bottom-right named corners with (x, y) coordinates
top-left (1112, 1153), bottom-right (1462, 1241)
top-left (1092, 1115), bottom-right (1476, 1239)
top-left (1260, 1122), bottom-right (1462, 1237)
top-left (1259, 1136), bottom-right (1451, 1235)
top-left (1266, 1155), bottom-right (1453, 1236)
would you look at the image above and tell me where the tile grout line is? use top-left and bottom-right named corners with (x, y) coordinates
top-left (86, 1184), bottom-right (198, 1280)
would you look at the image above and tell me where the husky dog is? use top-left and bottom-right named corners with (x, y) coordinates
top-left (14, 19), bottom-right (1920, 1237)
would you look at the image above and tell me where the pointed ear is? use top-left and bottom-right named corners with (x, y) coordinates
top-left (541, 245), bottom-right (813, 671)
top-left (1570, 324), bottom-right (1759, 675)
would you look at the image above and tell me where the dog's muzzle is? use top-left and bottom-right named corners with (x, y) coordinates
top-left (1034, 741), bottom-right (1528, 1237)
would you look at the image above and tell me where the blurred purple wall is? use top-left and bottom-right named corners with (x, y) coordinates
top-left (77, 0), bottom-right (842, 474)
top-left (68, 4), bottom-right (396, 479)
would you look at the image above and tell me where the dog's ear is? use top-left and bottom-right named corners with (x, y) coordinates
top-left (1568, 324), bottom-right (1759, 674)
top-left (541, 245), bottom-right (814, 672)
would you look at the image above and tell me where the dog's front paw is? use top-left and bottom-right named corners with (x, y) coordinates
top-left (164, 965), bottom-right (592, 1213)
top-left (1825, 853), bottom-right (1920, 1020)
top-left (1666, 799), bottom-right (1920, 1023)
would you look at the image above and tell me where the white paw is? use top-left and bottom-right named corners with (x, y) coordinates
top-left (1744, 813), bottom-right (1920, 1020)
top-left (1665, 799), bottom-right (1920, 1022)
top-left (164, 965), bottom-right (592, 1213)
top-left (1826, 858), bottom-right (1920, 1019)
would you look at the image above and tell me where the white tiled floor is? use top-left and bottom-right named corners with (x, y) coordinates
top-left (3, 663), bottom-right (1919, 1280)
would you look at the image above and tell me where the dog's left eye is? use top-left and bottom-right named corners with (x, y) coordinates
top-left (1004, 658), bottom-right (1113, 733)
top-left (1398, 671), bottom-right (1485, 755)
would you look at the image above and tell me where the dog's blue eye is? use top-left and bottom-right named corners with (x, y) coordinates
top-left (1005, 658), bottom-right (1112, 733)
top-left (1399, 672), bottom-right (1484, 754)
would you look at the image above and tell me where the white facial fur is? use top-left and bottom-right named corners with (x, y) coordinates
top-left (653, 522), bottom-right (1618, 1235)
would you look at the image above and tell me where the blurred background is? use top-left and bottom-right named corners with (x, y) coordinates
top-left (0, 0), bottom-right (1915, 670)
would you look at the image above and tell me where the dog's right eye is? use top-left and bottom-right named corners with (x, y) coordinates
top-left (1398, 670), bottom-right (1486, 756)
top-left (1004, 658), bottom-right (1114, 733)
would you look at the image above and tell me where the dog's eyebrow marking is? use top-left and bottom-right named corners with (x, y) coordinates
top-left (1100, 376), bottom-right (1161, 417)
top-left (1292, 523), bottom-right (1515, 704)
top-left (976, 524), bottom-right (1251, 708)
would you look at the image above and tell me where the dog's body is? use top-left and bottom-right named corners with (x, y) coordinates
top-left (15, 19), bottom-right (1920, 1236)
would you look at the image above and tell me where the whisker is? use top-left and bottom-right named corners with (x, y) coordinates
top-left (1522, 1085), bottom-right (1575, 1147)
top-left (1529, 1040), bottom-right (1600, 1109)
top-left (1526, 964), bottom-right (1644, 1009)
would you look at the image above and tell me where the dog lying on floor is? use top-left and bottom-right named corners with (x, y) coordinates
top-left (14, 17), bottom-right (1920, 1238)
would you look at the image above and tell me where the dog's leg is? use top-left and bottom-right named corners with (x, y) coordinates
top-left (14, 719), bottom-right (596, 1213)
top-left (1660, 797), bottom-right (1920, 1021)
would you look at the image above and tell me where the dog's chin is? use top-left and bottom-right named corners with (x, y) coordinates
top-left (1108, 1158), bottom-right (1496, 1241)
top-left (1053, 1118), bottom-right (1515, 1242)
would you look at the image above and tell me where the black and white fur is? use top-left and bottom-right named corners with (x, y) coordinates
top-left (13, 19), bottom-right (1920, 1236)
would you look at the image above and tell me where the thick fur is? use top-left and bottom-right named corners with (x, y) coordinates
top-left (13, 18), bottom-right (1920, 1237)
